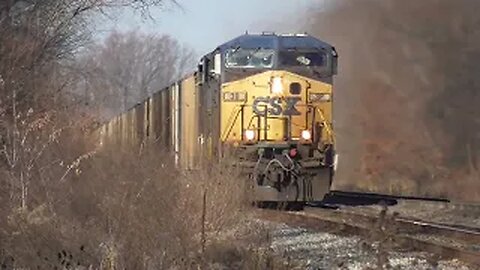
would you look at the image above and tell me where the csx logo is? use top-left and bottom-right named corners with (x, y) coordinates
top-left (253, 96), bottom-right (301, 116)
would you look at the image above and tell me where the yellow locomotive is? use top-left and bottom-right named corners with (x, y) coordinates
top-left (100, 32), bottom-right (338, 204)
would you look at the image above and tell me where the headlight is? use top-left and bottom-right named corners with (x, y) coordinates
top-left (245, 129), bottom-right (255, 141)
top-left (309, 93), bottom-right (331, 103)
top-left (223, 92), bottom-right (247, 102)
top-left (301, 130), bottom-right (312, 141)
top-left (271, 77), bottom-right (283, 94)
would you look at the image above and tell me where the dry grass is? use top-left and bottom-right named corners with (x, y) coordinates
top-left (0, 135), bottom-right (290, 269)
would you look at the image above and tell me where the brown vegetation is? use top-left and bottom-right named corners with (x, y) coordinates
top-left (1, 141), bottom-right (255, 269)
top-left (0, 1), bottom-right (274, 269)
top-left (306, 0), bottom-right (480, 200)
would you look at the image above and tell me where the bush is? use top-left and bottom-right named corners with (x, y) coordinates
top-left (0, 138), bottom-right (257, 269)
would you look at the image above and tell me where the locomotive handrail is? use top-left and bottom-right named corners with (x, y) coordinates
top-left (315, 107), bottom-right (335, 144)
top-left (221, 104), bottom-right (335, 143)
top-left (221, 105), bottom-right (243, 140)
top-left (246, 105), bottom-right (270, 141)
top-left (221, 104), bottom-right (265, 141)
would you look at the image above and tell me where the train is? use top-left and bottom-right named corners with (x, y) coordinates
top-left (99, 32), bottom-right (338, 204)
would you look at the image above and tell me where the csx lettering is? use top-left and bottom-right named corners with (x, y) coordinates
top-left (253, 96), bottom-right (301, 116)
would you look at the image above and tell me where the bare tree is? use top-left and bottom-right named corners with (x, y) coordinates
top-left (0, 0), bottom-right (190, 268)
top-left (0, 0), bottom-right (176, 208)
top-left (78, 30), bottom-right (196, 114)
top-left (0, 0), bottom-right (179, 231)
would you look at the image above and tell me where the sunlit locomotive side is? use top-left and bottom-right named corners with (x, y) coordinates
top-left (98, 32), bottom-right (338, 204)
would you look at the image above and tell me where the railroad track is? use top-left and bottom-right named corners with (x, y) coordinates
top-left (257, 207), bottom-right (480, 267)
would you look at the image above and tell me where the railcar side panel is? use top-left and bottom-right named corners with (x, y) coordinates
top-left (151, 90), bottom-right (164, 147)
top-left (170, 83), bottom-right (181, 165)
top-left (162, 88), bottom-right (171, 150)
top-left (120, 111), bottom-right (127, 146)
top-left (128, 109), bottom-right (135, 146)
top-left (180, 75), bottom-right (199, 169)
top-left (135, 103), bottom-right (145, 145)
top-left (146, 97), bottom-right (153, 142)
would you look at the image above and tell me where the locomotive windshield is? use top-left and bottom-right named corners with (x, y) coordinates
top-left (278, 50), bottom-right (327, 67)
top-left (225, 48), bottom-right (275, 69)
top-left (219, 34), bottom-right (336, 81)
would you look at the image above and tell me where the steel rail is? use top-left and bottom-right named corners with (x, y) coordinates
top-left (302, 207), bottom-right (480, 246)
top-left (257, 209), bottom-right (480, 267)
top-left (395, 216), bottom-right (480, 244)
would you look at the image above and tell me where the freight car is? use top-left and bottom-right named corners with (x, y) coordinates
top-left (99, 32), bottom-right (338, 204)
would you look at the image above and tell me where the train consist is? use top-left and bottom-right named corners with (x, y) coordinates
top-left (99, 32), bottom-right (338, 204)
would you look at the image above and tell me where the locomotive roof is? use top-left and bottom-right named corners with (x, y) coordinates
top-left (216, 33), bottom-right (334, 51)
